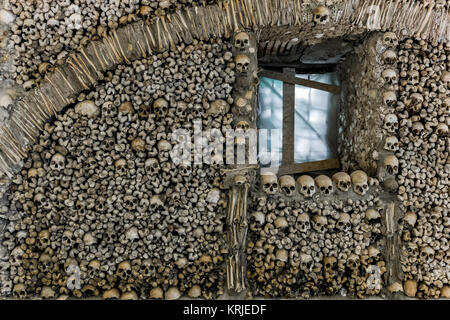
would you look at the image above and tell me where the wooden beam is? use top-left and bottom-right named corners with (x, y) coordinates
top-left (259, 69), bottom-right (341, 94)
top-left (282, 67), bottom-right (295, 166)
top-left (277, 158), bottom-right (341, 175)
top-left (259, 63), bottom-right (336, 73)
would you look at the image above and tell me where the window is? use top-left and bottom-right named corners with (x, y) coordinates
top-left (257, 67), bottom-right (341, 175)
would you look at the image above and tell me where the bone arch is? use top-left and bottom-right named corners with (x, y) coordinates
top-left (1, 0), bottom-right (449, 179)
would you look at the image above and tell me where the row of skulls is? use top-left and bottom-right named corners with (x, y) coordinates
top-left (260, 170), bottom-right (374, 197)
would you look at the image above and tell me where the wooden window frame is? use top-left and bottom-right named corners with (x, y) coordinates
top-left (258, 67), bottom-right (341, 175)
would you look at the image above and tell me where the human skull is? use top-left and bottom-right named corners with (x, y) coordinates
top-left (332, 172), bottom-right (351, 192)
top-left (149, 287), bottom-right (164, 299)
top-left (382, 69), bottom-right (397, 85)
top-left (0, 90), bottom-right (12, 108)
top-left (312, 215), bottom-right (327, 233)
top-left (236, 120), bottom-right (250, 132)
top-left (384, 155), bottom-right (399, 175)
top-left (350, 170), bottom-right (369, 195)
top-left (39, 253), bottom-right (53, 273)
top-left (118, 102), bottom-right (134, 115)
top-left (336, 213), bottom-right (351, 232)
top-left (138, 105), bottom-right (150, 119)
top-left (153, 98), bottom-right (169, 118)
top-left (10, 246), bottom-right (24, 266)
top-left (314, 175), bottom-right (333, 196)
top-left (384, 136), bottom-right (399, 152)
top-left (87, 260), bottom-right (101, 278)
top-left (420, 246), bottom-right (435, 263)
top-left (382, 32), bottom-right (398, 48)
top-left (236, 55), bottom-right (250, 74)
top-left (13, 284), bottom-right (27, 299)
top-left (123, 195), bottom-right (137, 211)
top-left (50, 153), bottom-right (65, 171)
top-left (347, 253), bottom-right (360, 271)
top-left (165, 287), bottom-right (181, 300)
top-left (299, 253), bottom-right (313, 272)
top-left (74, 100), bottom-right (99, 118)
top-left (442, 71), bottom-right (450, 82)
top-left (116, 261), bottom-right (132, 280)
top-left (38, 230), bottom-right (51, 249)
top-left (403, 211), bottom-right (417, 227)
top-left (234, 175), bottom-right (247, 185)
top-left (384, 114), bottom-right (398, 132)
top-left (408, 93), bottom-right (423, 113)
top-left (131, 138), bottom-right (146, 152)
top-left (103, 288), bottom-right (121, 299)
top-left (279, 175), bottom-right (296, 196)
top-left (34, 193), bottom-right (48, 209)
top-left (197, 255), bottom-right (213, 273)
top-left (149, 195), bottom-right (164, 211)
top-left (382, 50), bottom-right (397, 64)
top-left (313, 6), bottom-right (330, 25)
top-left (145, 158), bottom-right (160, 175)
top-left (407, 242), bottom-right (419, 262)
top-left (411, 122), bottom-right (424, 136)
top-left (296, 213), bottom-right (311, 234)
top-left (234, 32), bottom-right (250, 51)
top-left (115, 159), bottom-right (127, 175)
top-left (383, 91), bottom-right (397, 106)
top-left (175, 101), bottom-right (188, 118)
top-left (235, 97), bottom-right (252, 115)
top-left (436, 123), bottom-right (448, 136)
top-left (323, 256), bottom-right (337, 273)
top-left (67, 13), bottom-right (82, 30)
top-left (430, 207), bottom-right (443, 225)
top-left (179, 160), bottom-right (192, 177)
top-left (0, 9), bottom-right (15, 26)
top-left (252, 211), bottom-right (265, 225)
top-left (157, 140), bottom-right (172, 152)
top-left (62, 230), bottom-right (74, 247)
top-left (102, 101), bottom-right (117, 117)
top-left (22, 18), bottom-right (36, 36)
top-left (261, 172), bottom-right (278, 194)
top-left (365, 209), bottom-right (381, 223)
top-left (207, 99), bottom-right (230, 116)
top-left (406, 70), bottom-right (419, 85)
top-left (297, 175), bottom-right (315, 198)
top-left (41, 287), bottom-right (56, 299)
top-left (275, 249), bottom-right (289, 262)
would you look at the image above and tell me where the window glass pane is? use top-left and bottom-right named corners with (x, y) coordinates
top-left (257, 77), bottom-right (283, 167)
top-left (294, 72), bottom-right (339, 163)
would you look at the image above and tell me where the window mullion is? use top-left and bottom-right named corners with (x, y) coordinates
top-left (282, 67), bottom-right (296, 166)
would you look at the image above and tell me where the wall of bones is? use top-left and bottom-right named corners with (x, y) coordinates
top-left (0, 0), bottom-right (449, 299)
